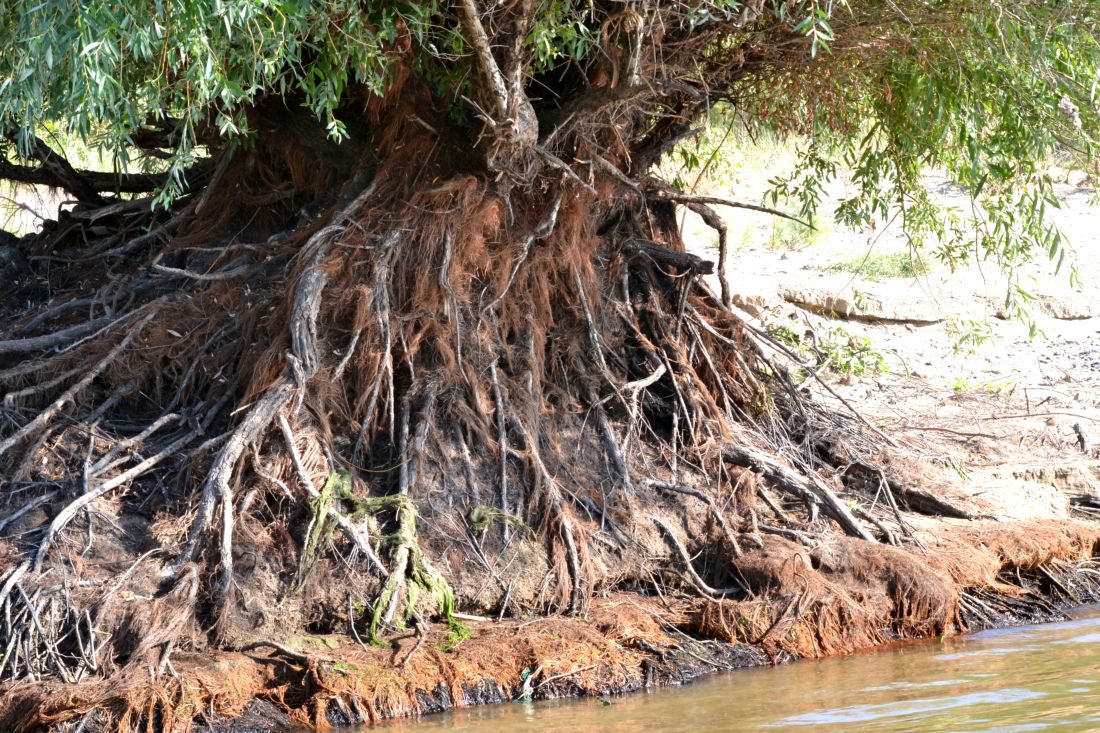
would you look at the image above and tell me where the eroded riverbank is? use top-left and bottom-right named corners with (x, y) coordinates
top-left (354, 605), bottom-right (1100, 733)
top-left (4, 517), bottom-right (1100, 732)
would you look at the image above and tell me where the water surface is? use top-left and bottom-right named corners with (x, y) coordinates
top-left (362, 607), bottom-right (1100, 732)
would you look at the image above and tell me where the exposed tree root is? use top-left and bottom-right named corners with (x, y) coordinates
top-left (4, 522), bottom-right (1099, 732)
top-left (1, 68), bottom-right (1099, 733)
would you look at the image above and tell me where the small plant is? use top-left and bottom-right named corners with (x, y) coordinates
top-left (768, 324), bottom-right (804, 349)
top-left (768, 321), bottom-right (888, 382)
top-left (466, 505), bottom-right (531, 538)
top-left (822, 251), bottom-right (931, 281)
top-left (944, 317), bottom-right (998, 355)
top-left (768, 213), bottom-right (828, 250)
top-left (438, 617), bottom-right (473, 651)
top-left (949, 377), bottom-right (1013, 394)
top-left (816, 327), bottom-right (889, 380)
top-left (851, 288), bottom-right (870, 313)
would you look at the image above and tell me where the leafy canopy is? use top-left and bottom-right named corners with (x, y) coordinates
top-left (755, 0), bottom-right (1098, 326)
top-left (1, 0), bottom-right (436, 199)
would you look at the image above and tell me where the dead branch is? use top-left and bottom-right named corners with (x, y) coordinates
top-left (0, 314), bottom-right (115, 356)
top-left (0, 153), bottom-right (206, 196)
top-left (722, 444), bottom-right (875, 542)
top-left (0, 490), bottom-right (57, 534)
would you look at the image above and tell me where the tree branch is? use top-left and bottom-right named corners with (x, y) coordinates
top-left (649, 189), bottom-right (813, 228)
top-left (456, 0), bottom-right (511, 125)
top-left (0, 151), bottom-right (214, 198)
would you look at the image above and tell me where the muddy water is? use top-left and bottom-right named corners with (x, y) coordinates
top-left (359, 607), bottom-right (1100, 732)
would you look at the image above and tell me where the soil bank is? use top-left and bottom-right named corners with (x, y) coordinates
top-left (6, 515), bottom-right (1100, 733)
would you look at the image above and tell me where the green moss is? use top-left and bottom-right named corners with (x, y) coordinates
top-left (466, 505), bottom-right (532, 537)
top-left (292, 468), bottom-right (464, 645)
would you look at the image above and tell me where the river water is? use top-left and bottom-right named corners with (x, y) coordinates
top-left (362, 607), bottom-right (1100, 732)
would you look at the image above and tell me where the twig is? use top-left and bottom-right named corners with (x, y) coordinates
top-left (151, 262), bottom-right (262, 281)
top-left (89, 412), bottom-right (182, 476)
top-left (537, 147), bottom-right (598, 195)
top-left (981, 411), bottom-right (1100, 423)
top-left (650, 189), bottom-right (813, 228)
top-left (685, 200), bottom-right (731, 307)
top-left (533, 663), bottom-right (600, 692)
top-left (893, 424), bottom-right (999, 439)
top-left (2, 365), bottom-right (86, 407)
top-left (239, 640), bottom-right (312, 666)
top-left (348, 593), bottom-right (371, 652)
top-left (738, 317), bottom-right (901, 449)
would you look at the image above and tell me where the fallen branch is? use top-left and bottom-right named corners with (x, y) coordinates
top-left (722, 444), bottom-right (875, 542)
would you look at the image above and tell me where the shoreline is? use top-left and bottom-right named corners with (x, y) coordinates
top-left (196, 567), bottom-right (1099, 733)
top-left (10, 518), bottom-right (1095, 733)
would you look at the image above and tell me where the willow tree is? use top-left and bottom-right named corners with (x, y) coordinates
top-left (0, 0), bottom-right (1097, 720)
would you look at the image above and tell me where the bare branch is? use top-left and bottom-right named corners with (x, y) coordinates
top-left (651, 189), bottom-right (813, 228)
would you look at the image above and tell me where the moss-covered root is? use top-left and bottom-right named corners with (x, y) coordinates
top-left (292, 468), bottom-right (465, 642)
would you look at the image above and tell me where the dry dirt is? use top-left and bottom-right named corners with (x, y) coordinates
top-left (685, 173), bottom-right (1100, 523)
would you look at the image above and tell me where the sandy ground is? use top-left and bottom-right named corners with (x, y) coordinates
top-left (685, 173), bottom-right (1100, 520)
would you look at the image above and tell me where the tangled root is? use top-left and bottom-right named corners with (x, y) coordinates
top-left (2, 73), bottom-right (1098, 732)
